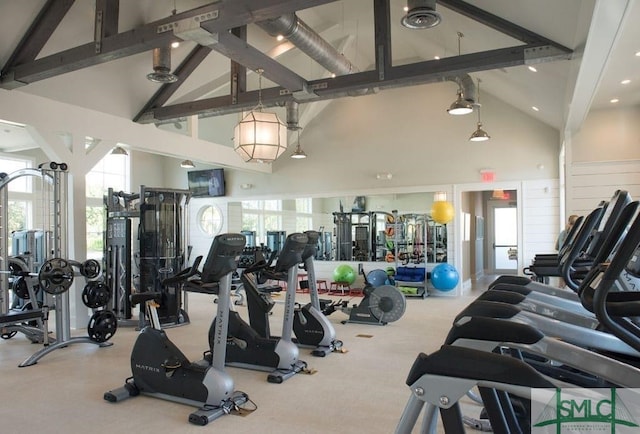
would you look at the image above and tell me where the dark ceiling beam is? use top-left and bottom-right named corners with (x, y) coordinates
top-left (141, 43), bottom-right (564, 123)
top-left (96, 0), bottom-right (120, 39)
top-left (439, 0), bottom-right (573, 53)
top-left (1, 0), bottom-right (75, 77)
top-left (94, 0), bottom-right (119, 54)
top-left (204, 30), bottom-right (308, 92)
top-left (373, 0), bottom-right (392, 81)
top-left (0, 0), bottom-right (338, 89)
top-left (133, 45), bottom-right (212, 122)
top-left (96, 0), bottom-right (119, 38)
top-left (230, 27), bottom-right (248, 105)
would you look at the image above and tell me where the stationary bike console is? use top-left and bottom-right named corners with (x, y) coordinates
top-left (274, 232), bottom-right (308, 272)
top-left (201, 233), bottom-right (247, 283)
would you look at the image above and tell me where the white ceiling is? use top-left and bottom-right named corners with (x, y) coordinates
top-left (0, 0), bottom-right (638, 153)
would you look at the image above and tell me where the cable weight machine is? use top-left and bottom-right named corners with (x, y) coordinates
top-left (104, 186), bottom-right (191, 327)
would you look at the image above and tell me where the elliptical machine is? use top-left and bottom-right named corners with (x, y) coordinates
top-left (215, 232), bottom-right (309, 383)
top-left (292, 230), bottom-right (344, 356)
top-left (104, 233), bottom-right (250, 426)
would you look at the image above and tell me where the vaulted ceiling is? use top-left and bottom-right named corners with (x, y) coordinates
top-left (0, 0), bottom-right (638, 153)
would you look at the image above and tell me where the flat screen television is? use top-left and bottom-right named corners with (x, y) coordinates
top-left (187, 168), bottom-right (225, 197)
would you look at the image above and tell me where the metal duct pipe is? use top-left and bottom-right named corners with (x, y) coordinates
top-left (286, 100), bottom-right (300, 130)
top-left (258, 13), bottom-right (358, 76)
top-left (147, 47), bottom-right (178, 83)
top-left (447, 74), bottom-right (476, 103)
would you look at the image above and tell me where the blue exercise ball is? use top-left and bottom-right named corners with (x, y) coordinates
top-left (430, 263), bottom-right (459, 291)
top-left (367, 269), bottom-right (389, 288)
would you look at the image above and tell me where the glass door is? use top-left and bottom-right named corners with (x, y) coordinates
top-left (490, 205), bottom-right (518, 273)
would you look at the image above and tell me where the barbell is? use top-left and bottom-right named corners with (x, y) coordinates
top-left (5, 258), bottom-right (102, 295)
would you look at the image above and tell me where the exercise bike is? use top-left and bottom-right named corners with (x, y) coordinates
top-left (214, 232), bottom-right (310, 383)
top-left (323, 268), bottom-right (406, 326)
top-left (104, 233), bottom-right (251, 426)
top-left (292, 231), bottom-right (343, 356)
top-left (242, 231), bottom-right (343, 357)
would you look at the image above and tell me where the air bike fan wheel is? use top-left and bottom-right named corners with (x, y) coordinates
top-left (342, 284), bottom-right (406, 325)
top-left (368, 285), bottom-right (406, 323)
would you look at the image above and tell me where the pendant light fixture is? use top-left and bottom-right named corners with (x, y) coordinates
top-left (469, 78), bottom-right (491, 142)
top-left (291, 130), bottom-right (307, 159)
top-left (234, 69), bottom-right (287, 163)
top-left (111, 146), bottom-right (128, 156)
top-left (447, 32), bottom-right (473, 115)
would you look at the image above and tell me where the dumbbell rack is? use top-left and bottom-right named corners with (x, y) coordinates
top-left (0, 163), bottom-right (114, 367)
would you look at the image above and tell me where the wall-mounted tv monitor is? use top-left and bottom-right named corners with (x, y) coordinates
top-left (187, 168), bottom-right (225, 197)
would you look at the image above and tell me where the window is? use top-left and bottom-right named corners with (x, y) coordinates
top-left (7, 200), bottom-right (29, 233)
top-left (241, 200), bottom-right (283, 245)
top-left (0, 156), bottom-right (34, 252)
top-left (86, 146), bottom-right (130, 259)
top-left (198, 205), bottom-right (224, 237)
top-left (0, 155), bottom-right (32, 193)
top-left (295, 198), bottom-right (313, 232)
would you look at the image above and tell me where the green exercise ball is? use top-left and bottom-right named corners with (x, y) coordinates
top-left (333, 264), bottom-right (356, 285)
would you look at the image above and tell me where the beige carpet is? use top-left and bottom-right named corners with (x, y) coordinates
top-left (0, 289), bottom-right (484, 433)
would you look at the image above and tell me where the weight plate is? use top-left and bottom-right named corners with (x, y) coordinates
top-left (87, 310), bottom-right (118, 343)
top-left (82, 281), bottom-right (111, 308)
top-left (12, 277), bottom-right (30, 300)
top-left (81, 259), bottom-right (101, 279)
top-left (38, 258), bottom-right (74, 295)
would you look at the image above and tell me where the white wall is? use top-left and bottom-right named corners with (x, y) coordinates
top-left (567, 106), bottom-right (640, 214)
top-left (214, 82), bottom-right (561, 199)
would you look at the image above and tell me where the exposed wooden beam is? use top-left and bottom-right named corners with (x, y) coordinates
top-left (96, 0), bottom-right (119, 38)
top-left (1, 0), bottom-right (75, 79)
top-left (94, 0), bottom-right (120, 54)
top-left (204, 30), bottom-right (308, 92)
top-left (374, 0), bottom-right (392, 81)
top-left (0, 0), bottom-right (338, 89)
top-left (439, 0), bottom-right (573, 53)
top-left (133, 45), bottom-right (212, 123)
top-left (230, 27), bottom-right (248, 105)
top-left (141, 43), bottom-right (568, 123)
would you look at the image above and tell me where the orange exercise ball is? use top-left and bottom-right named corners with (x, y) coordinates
top-left (431, 201), bottom-right (454, 224)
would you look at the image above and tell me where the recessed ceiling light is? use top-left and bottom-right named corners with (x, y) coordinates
top-left (532, 106), bottom-right (539, 112)
top-left (636, 51), bottom-right (640, 57)
top-left (621, 79), bottom-right (631, 85)
top-left (171, 41), bottom-right (180, 49)
top-left (276, 34), bottom-right (284, 41)
top-left (610, 98), bottom-right (620, 103)
top-left (331, 73), bottom-right (336, 78)
top-left (403, 6), bottom-right (409, 12)
top-left (528, 66), bottom-right (537, 72)
top-left (434, 55), bottom-right (440, 60)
